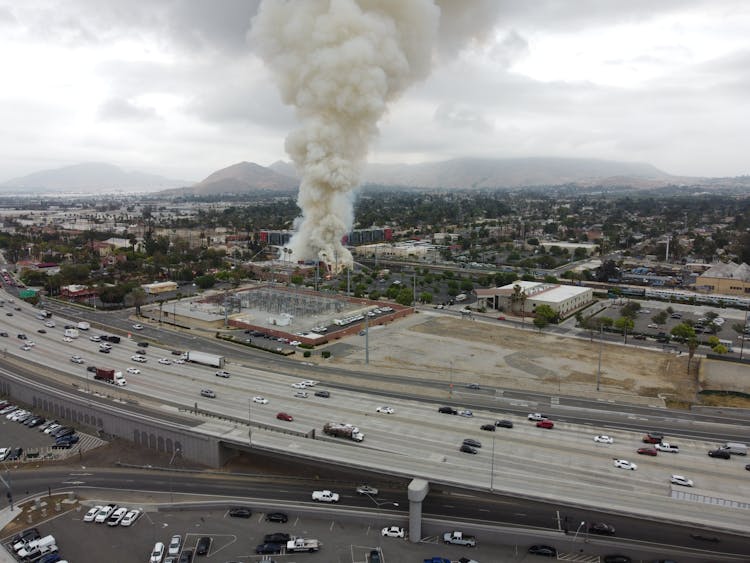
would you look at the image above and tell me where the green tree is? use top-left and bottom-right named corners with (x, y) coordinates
top-left (533, 315), bottom-right (549, 331)
top-left (396, 287), bottom-right (413, 306)
top-left (419, 291), bottom-right (433, 303)
top-left (620, 301), bottom-right (641, 319)
top-left (195, 274), bottom-right (216, 290)
top-left (671, 322), bottom-right (696, 343)
top-left (614, 316), bottom-right (634, 343)
top-left (652, 311), bottom-right (668, 325)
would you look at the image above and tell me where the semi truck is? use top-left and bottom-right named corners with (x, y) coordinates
top-left (285, 538), bottom-right (321, 552)
top-left (185, 350), bottom-right (225, 368)
top-left (94, 368), bottom-right (126, 386)
top-left (323, 422), bottom-right (364, 442)
top-left (442, 531), bottom-right (477, 547)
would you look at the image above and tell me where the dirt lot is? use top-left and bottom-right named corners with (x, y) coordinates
top-left (325, 312), bottom-right (697, 406)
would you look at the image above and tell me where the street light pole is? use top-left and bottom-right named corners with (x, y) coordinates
top-left (248, 398), bottom-right (252, 446)
top-left (490, 433), bottom-right (496, 491)
top-left (571, 520), bottom-right (586, 551)
top-left (168, 448), bottom-right (181, 504)
top-left (596, 324), bottom-right (603, 391)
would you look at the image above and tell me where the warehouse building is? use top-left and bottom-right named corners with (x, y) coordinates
top-left (476, 280), bottom-right (593, 318)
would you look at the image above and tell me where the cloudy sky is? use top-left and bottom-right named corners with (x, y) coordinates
top-left (1, 0), bottom-right (749, 183)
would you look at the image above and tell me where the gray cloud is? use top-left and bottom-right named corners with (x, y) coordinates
top-left (98, 98), bottom-right (158, 121)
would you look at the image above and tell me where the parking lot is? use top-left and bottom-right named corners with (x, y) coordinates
top-left (2, 504), bottom-right (524, 563)
top-left (0, 400), bottom-right (105, 465)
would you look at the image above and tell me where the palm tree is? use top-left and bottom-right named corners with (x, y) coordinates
top-left (687, 338), bottom-right (699, 375)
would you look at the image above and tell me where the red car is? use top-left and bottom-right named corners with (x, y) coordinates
top-left (276, 412), bottom-right (293, 422)
top-left (637, 447), bottom-right (658, 456)
top-left (536, 420), bottom-right (554, 429)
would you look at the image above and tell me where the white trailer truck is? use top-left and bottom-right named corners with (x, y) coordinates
top-left (185, 350), bottom-right (225, 368)
top-left (285, 538), bottom-right (321, 552)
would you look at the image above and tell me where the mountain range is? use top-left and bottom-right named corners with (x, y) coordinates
top-left (3, 157), bottom-right (740, 195)
top-left (0, 162), bottom-right (187, 193)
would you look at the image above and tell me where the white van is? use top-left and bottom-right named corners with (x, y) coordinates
top-left (721, 442), bottom-right (747, 455)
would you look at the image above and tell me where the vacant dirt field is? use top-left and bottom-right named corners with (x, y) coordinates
top-left (327, 312), bottom-right (696, 406)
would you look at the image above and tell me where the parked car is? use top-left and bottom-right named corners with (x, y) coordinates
top-left (149, 542), bottom-right (165, 563)
top-left (265, 512), bottom-right (288, 523)
top-left (168, 535), bottom-right (182, 556)
top-left (228, 507), bottom-right (251, 518)
top-left (83, 506), bottom-right (102, 522)
top-left (381, 526), bottom-right (405, 538)
top-left (255, 543), bottom-right (282, 555)
top-left (120, 509), bottom-right (141, 526)
top-left (195, 536), bottom-right (211, 556)
top-left (528, 545), bottom-right (557, 557)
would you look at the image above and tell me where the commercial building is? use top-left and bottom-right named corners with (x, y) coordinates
top-left (142, 281), bottom-right (178, 295)
top-left (476, 280), bottom-right (593, 318)
top-left (695, 261), bottom-right (750, 296)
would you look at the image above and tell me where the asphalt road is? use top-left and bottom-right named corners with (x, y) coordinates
top-left (3, 467), bottom-right (749, 560)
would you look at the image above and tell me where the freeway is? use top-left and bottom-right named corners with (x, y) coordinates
top-left (4, 467), bottom-right (749, 559)
top-left (2, 290), bottom-right (750, 537)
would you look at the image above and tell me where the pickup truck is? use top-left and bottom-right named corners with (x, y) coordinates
top-left (442, 531), bottom-right (477, 547)
top-left (311, 490), bottom-right (339, 503)
top-left (655, 442), bottom-right (680, 453)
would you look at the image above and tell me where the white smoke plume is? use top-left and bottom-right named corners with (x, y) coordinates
top-left (251, 0), bottom-right (498, 270)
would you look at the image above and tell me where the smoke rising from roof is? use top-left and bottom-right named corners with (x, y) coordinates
top-left (251, 0), bottom-right (498, 269)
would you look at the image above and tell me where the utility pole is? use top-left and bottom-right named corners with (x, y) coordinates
top-left (248, 398), bottom-right (252, 445)
top-left (596, 323), bottom-right (603, 391)
top-left (364, 315), bottom-right (369, 365)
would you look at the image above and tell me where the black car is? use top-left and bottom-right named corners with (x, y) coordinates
top-left (255, 543), bottom-right (282, 554)
top-left (56, 434), bottom-right (79, 444)
top-left (438, 406), bottom-right (457, 415)
top-left (589, 522), bottom-right (616, 535)
top-left (603, 556), bottom-right (632, 563)
top-left (528, 545), bottom-right (557, 557)
top-left (53, 427), bottom-right (75, 438)
top-left (106, 335), bottom-right (121, 343)
top-left (265, 512), bottom-right (288, 523)
top-left (228, 507), bottom-right (251, 518)
top-left (87, 366), bottom-right (97, 373)
top-left (37, 329), bottom-right (46, 334)
top-left (171, 350), bottom-right (183, 355)
top-left (495, 419), bottom-right (514, 428)
top-left (314, 390), bottom-right (331, 398)
top-left (137, 341), bottom-right (149, 347)
top-left (179, 549), bottom-right (193, 563)
top-left (459, 444), bottom-right (477, 454)
top-left (10, 527), bottom-right (40, 545)
top-left (263, 533), bottom-right (290, 544)
top-left (196, 536), bottom-right (211, 555)
top-left (480, 424), bottom-right (496, 432)
top-left (25, 416), bottom-right (44, 427)
top-left (0, 331), bottom-right (8, 336)
top-left (708, 449), bottom-right (731, 459)
top-left (463, 438), bottom-right (482, 448)
top-left (7, 447), bottom-right (23, 460)
top-left (369, 549), bottom-right (382, 563)
top-left (17, 333), bottom-right (27, 339)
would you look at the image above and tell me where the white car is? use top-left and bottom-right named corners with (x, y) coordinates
top-left (150, 541), bottom-right (165, 563)
top-left (44, 320), bottom-right (55, 328)
top-left (0, 447), bottom-right (9, 461)
top-left (131, 355), bottom-right (147, 363)
top-left (215, 370), bottom-right (230, 378)
top-left (458, 409), bottom-right (473, 417)
top-left (167, 534), bottom-right (182, 556)
top-left (120, 509), bottom-right (141, 527)
top-left (63, 336), bottom-right (73, 342)
top-left (376, 406), bottom-right (394, 414)
top-left (83, 505), bottom-right (102, 522)
top-left (647, 323), bottom-right (659, 329)
top-left (70, 355), bottom-right (84, 364)
top-left (20, 344), bottom-right (31, 351)
top-left (99, 343), bottom-right (112, 351)
top-left (381, 526), bottom-right (405, 538)
top-left (158, 358), bottom-right (172, 365)
top-left (289, 340), bottom-right (301, 346)
top-left (670, 474), bottom-right (694, 487)
top-left (132, 324), bottom-right (144, 330)
top-left (107, 507), bottom-right (128, 526)
top-left (89, 335), bottom-right (101, 342)
top-left (292, 382), bottom-right (307, 389)
top-left (527, 413), bottom-right (547, 421)
top-left (126, 368), bottom-right (141, 375)
top-left (301, 379), bottom-right (318, 386)
top-left (294, 391), bottom-right (309, 398)
top-left (613, 459), bottom-right (637, 471)
top-left (94, 504), bottom-right (117, 523)
top-left (174, 359), bottom-right (185, 364)
top-left (253, 396), bottom-right (268, 404)
top-left (594, 435), bottom-right (614, 444)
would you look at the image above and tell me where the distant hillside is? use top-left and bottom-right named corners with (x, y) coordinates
top-left (362, 157), bottom-right (672, 189)
top-left (0, 162), bottom-right (187, 193)
top-left (188, 161), bottom-right (298, 195)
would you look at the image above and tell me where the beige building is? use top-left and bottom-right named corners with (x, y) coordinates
top-left (476, 280), bottom-right (594, 318)
top-left (696, 262), bottom-right (750, 296)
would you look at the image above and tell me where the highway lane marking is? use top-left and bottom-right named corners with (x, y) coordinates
top-left (62, 480), bottom-right (85, 485)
